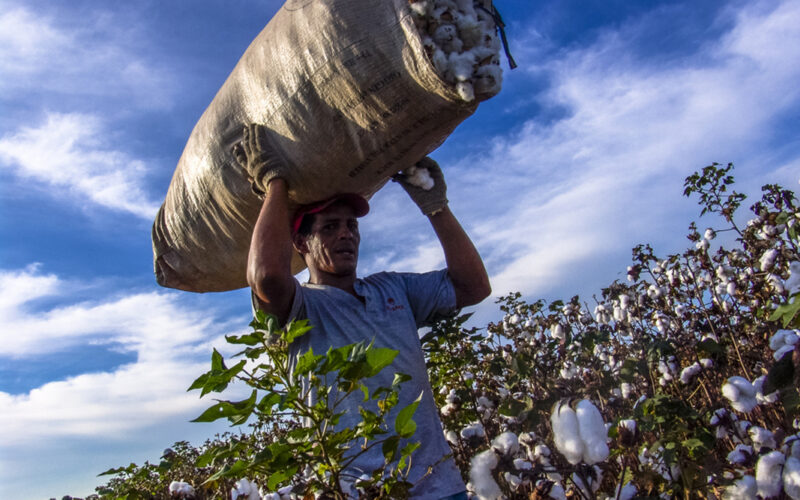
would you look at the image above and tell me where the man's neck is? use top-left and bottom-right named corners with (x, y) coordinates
top-left (308, 271), bottom-right (358, 297)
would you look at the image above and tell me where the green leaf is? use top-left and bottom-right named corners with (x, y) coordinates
top-left (365, 347), bottom-right (398, 377)
top-left (204, 459), bottom-right (249, 483)
top-left (294, 348), bottom-right (323, 377)
top-left (382, 435), bottom-right (400, 463)
top-left (770, 293), bottom-right (800, 328)
top-left (191, 390), bottom-right (257, 424)
top-left (395, 393), bottom-right (422, 438)
top-left (283, 319), bottom-right (313, 344)
top-left (267, 465), bottom-right (298, 490)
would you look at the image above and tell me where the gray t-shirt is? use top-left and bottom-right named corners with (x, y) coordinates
top-left (280, 270), bottom-right (465, 499)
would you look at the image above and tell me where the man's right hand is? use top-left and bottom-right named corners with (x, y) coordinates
top-left (232, 123), bottom-right (289, 195)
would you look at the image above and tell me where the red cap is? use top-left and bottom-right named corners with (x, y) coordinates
top-left (292, 193), bottom-right (369, 234)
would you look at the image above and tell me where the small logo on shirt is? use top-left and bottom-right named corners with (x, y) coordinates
top-left (385, 297), bottom-right (405, 312)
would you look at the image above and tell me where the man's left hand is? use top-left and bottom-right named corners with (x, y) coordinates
top-left (394, 156), bottom-right (448, 216)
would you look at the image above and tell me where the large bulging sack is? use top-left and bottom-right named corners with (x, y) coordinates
top-left (153, 0), bottom-right (504, 292)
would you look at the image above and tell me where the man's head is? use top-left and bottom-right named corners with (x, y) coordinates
top-left (292, 194), bottom-right (369, 280)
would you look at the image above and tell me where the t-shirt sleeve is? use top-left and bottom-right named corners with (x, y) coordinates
top-left (250, 279), bottom-right (306, 327)
top-left (399, 269), bottom-right (458, 327)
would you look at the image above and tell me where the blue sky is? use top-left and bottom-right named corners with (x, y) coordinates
top-left (1, 0), bottom-right (799, 498)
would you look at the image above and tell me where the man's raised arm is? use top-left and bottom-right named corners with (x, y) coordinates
top-left (234, 124), bottom-right (295, 324)
top-left (395, 157), bottom-right (491, 308)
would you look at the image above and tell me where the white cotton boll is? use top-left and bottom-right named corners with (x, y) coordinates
top-left (546, 482), bottom-right (567, 500)
top-left (560, 361), bottom-right (579, 379)
top-left (504, 472), bottom-right (522, 490)
top-left (576, 399), bottom-right (609, 464)
top-left (727, 444), bottom-right (753, 464)
top-left (469, 449), bottom-right (502, 500)
top-left (445, 429), bottom-right (458, 445)
top-left (472, 64), bottom-right (502, 95)
top-left (455, 81), bottom-right (475, 102)
top-left (786, 261), bottom-right (800, 295)
top-left (701, 358), bottom-right (714, 369)
top-left (680, 362), bottom-right (703, 384)
top-left (705, 228), bottom-right (717, 240)
top-left (696, 239), bottom-right (710, 250)
top-left (169, 481), bottom-right (195, 497)
top-left (769, 273), bottom-right (786, 294)
top-left (727, 281), bottom-right (738, 296)
top-left (749, 426), bottom-right (777, 450)
top-left (621, 382), bottom-right (633, 399)
top-left (616, 482), bottom-right (637, 500)
top-left (619, 419), bottom-right (637, 433)
top-left (773, 330), bottom-right (800, 349)
top-left (477, 395), bottom-right (493, 409)
top-left (441, 402), bottom-right (458, 416)
top-left (232, 479), bottom-right (260, 500)
top-left (722, 376), bottom-right (758, 413)
top-left (432, 48), bottom-right (449, 76)
top-left (785, 456), bottom-right (800, 500)
top-left (403, 165), bottom-right (435, 190)
top-left (433, 23), bottom-right (457, 44)
top-left (754, 376), bottom-right (780, 405)
top-left (461, 421), bottom-right (485, 439)
top-left (448, 50), bottom-right (477, 81)
top-left (552, 323), bottom-right (565, 340)
top-left (492, 431), bottom-right (519, 456)
top-left (725, 475), bottom-right (756, 499)
top-left (409, 0), bottom-right (429, 16)
top-left (756, 450), bottom-right (785, 498)
top-left (513, 458), bottom-right (533, 470)
top-left (550, 401), bottom-right (585, 464)
top-left (534, 444), bottom-right (551, 459)
top-left (760, 249), bottom-right (779, 272)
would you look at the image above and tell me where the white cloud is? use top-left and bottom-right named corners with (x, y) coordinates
top-left (0, 265), bottom-right (247, 497)
top-left (439, 0), bottom-right (800, 300)
top-left (0, 113), bottom-right (160, 218)
top-left (0, 4), bottom-right (174, 108)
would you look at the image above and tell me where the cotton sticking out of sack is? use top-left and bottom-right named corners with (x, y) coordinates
top-left (410, 0), bottom-right (504, 102)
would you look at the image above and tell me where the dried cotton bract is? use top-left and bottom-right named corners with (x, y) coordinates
top-left (410, 0), bottom-right (503, 102)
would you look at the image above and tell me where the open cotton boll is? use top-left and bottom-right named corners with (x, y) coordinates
top-left (409, 0), bottom-right (429, 16)
top-left (401, 165), bottom-right (435, 190)
top-left (722, 376), bottom-right (758, 413)
top-left (725, 475), bottom-right (757, 500)
top-left (749, 426), bottom-right (777, 450)
top-left (232, 479), bottom-right (260, 500)
top-left (760, 248), bottom-right (779, 272)
top-left (680, 362), bottom-right (703, 384)
top-left (786, 261), bottom-right (800, 295)
top-left (492, 431), bottom-right (519, 456)
top-left (785, 456), bottom-right (800, 500)
top-left (754, 376), bottom-right (780, 405)
top-left (169, 481), bottom-right (195, 497)
top-left (756, 450), bottom-right (785, 498)
top-left (615, 482), bottom-right (637, 500)
top-left (431, 48), bottom-right (449, 76)
top-left (727, 444), bottom-right (753, 464)
top-left (455, 82), bottom-right (474, 102)
top-left (550, 401), bottom-right (585, 464)
top-left (469, 449), bottom-right (502, 500)
top-left (461, 421), bottom-right (486, 439)
top-left (448, 50), bottom-right (477, 81)
top-left (770, 329), bottom-right (799, 350)
top-left (576, 399), bottom-right (609, 464)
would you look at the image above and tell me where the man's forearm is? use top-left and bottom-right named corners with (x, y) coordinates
top-left (428, 205), bottom-right (491, 308)
top-left (247, 179), bottom-right (295, 321)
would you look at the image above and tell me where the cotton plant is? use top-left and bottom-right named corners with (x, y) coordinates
top-left (93, 165), bottom-right (800, 499)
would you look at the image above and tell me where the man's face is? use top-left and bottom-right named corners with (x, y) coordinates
top-left (297, 202), bottom-right (360, 277)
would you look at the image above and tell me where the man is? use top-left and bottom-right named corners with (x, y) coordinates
top-left (237, 123), bottom-right (490, 499)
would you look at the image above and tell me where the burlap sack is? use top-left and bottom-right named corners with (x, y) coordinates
top-left (152, 0), bottom-right (495, 292)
